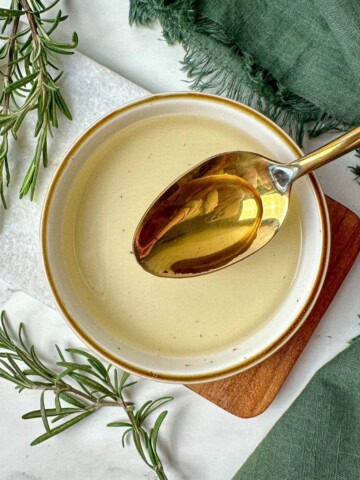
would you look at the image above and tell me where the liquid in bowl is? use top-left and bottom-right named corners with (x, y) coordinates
top-left (62, 114), bottom-right (302, 358)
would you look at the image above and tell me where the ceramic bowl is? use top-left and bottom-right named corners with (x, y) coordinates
top-left (41, 93), bottom-right (330, 383)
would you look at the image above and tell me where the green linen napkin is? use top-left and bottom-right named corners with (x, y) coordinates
top-left (129, 0), bottom-right (360, 146)
top-left (232, 337), bottom-right (360, 480)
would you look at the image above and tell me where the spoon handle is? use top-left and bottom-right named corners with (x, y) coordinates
top-left (291, 126), bottom-right (360, 179)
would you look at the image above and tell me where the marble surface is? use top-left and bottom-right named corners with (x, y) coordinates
top-left (0, 50), bottom-right (147, 306)
top-left (0, 1), bottom-right (359, 480)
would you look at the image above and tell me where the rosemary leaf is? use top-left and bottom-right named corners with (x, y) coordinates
top-left (152, 410), bottom-right (168, 451)
top-left (139, 397), bottom-right (173, 423)
top-left (58, 392), bottom-right (86, 409)
top-left (23, 407), bottom-right (81, 419)
top-left (0, 8), bottom-right (24, 18)
top-left (40, 391), bottom-right (50, 432)
top-left (66, 348), bottom-right (109, 379)
top-left (70, 372), bottom-right (114, 396)
top-left (3, 71), bottom-right (38, 93)
top-left (121, 427), bottom-right (133, 448)
top-left (31, 411), bottom-right (95, 446)
top-left (107, 421), bottom-right (133, 428)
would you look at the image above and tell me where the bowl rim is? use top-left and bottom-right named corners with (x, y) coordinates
top-left (41, 92), bottom-right (330, 383)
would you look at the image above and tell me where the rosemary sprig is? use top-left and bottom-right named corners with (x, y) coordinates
top-left (0, 0), bottom-right (76, 207)
top-left (0, 311), bottom-right (173, 480)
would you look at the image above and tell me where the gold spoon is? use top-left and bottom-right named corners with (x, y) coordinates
top-left (133, 126), bottom-right (360, 278)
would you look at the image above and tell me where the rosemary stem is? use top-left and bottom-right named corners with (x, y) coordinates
top-left (19, 0), bottom-right (39, 48)
top-left (156, 470), bottom-right (168, 480)
top-left (31, 383), bottom-right (125, 408)
top-left (67, 386), bottom-right (126, 408)
top-left (3, 2), bottom-right (21, 112)
top-left (96, 400), bottom-right (124, 408)
top-left (57, 384), bottom-right (94, 403)
top-left (123, 399), bottom-right (169, 479)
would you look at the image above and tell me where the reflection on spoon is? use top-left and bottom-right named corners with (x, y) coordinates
top-left (134, 173), bottom-right (263, 277)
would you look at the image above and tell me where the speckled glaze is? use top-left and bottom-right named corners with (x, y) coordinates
top-left (41, 93), bottom-right (330, 383)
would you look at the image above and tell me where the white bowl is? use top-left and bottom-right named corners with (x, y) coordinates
top-left (41, 93), bottom-right (330, 383)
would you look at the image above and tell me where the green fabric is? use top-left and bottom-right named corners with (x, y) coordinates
top-left (129, 0), bottom-right (360, 146)
top-left (232, 337), bottom-right (360, 480)
top-left (201, 0), bottom-right (360, 126)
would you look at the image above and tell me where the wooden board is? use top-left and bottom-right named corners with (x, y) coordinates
top-left (187, 196), bottom-right (360, 418)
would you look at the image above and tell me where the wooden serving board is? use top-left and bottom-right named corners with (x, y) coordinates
top-left (187, 196), bottom-right (360, 418)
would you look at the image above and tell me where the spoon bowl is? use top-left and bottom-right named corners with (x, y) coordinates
top-left (134, 151), bottom-right (289, 277)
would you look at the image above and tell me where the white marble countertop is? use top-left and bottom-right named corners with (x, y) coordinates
top-left (0, 2), bottom-right (359, 480)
